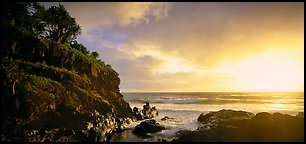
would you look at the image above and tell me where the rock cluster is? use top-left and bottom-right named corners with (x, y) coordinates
top-left (131, 103), bottom-right (165, 137)
top-left (173, 109), bottom-right (304, 142)
top-left (2, 110), bottom-right (136, 142)
top-left (133, 103), bottom-right (159, 120)
top-left (83, 110), bottom-right (135, 142)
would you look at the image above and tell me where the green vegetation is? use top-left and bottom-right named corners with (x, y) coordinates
top-left (2, 2), bottom-right (133, 142)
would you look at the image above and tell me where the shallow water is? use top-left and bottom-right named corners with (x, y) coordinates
top-left (109, 110), bottom-right (202, 142)
top-left (110, 92), bottom-right (304, 142)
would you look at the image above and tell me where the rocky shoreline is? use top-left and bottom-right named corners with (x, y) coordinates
top-left (3, 99), bottom-right (303, 142)
top-left (2, 100), bottom-right (162, 142)
top-left (171, 109), bottom-right (304, 142)
top-left (109, 106), bottom-right (304, 142)
top-left (2, 107), bottom-right (135, 142)
top-left (106, 104), bottom-right (304, 142)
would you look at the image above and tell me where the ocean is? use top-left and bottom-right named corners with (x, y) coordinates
top-left (109, 92), bottom-right (304, 142)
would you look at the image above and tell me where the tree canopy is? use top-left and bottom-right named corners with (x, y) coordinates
top-left (91, 51), bottom-right (99, 58)
top-left (2, 2), bottom-right (81, 45)
top-left (43, 4), bottom-right (81, 43)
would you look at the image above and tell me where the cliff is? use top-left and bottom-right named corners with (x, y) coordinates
top-left (2, 2), bottom-right (135, 142)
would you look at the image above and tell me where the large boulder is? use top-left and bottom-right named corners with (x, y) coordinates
top-left (198, 109), bottom-right (255, 123)
top-left (132, 119), bottom-right (165, 136)
top-left (197, 109), bottom-right (255, 130)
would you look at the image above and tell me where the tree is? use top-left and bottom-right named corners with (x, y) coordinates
top-left (2, 2), bottom-right (40, 57)
top-left (91, 51), bottom-right (99, 58)
top-left (2, 2), bottom-right (32, 28)
top-left (2, 2), bottom-right (47, 34)
top-left (30, 2), bottom-right (47, 35)
top-left (70, 41), bottom-right (89, 55)
top-left (43, 4), bottom-right (81, 44)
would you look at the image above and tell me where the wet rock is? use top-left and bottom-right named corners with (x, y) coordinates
top-left (132, 119), bottom-right (165, 136)
top-left (161, 116), bottom-right (174, 121)
top-left (158, 137), bottom-right (173, 142)
top-left (198, 109), bottom-right (255, 123)
top-left (197, 112), bottom-right (214, 122)
top-left (133, 103), bottom-right (159, 120)
top-left (133, 107), bottom-right (144, 120)
top-left (125, 118), bottom-right (134, 124)
top-left (197, 109), bottom-right (255, 130)
top-left (173, 109), bottom-right (304, 142)
top-left (142, 103), bottom-right (151, 114)
top-left (115, 117), bottom-right (135, 133)
top-left (142, 103), bottom-right (159, 119)
top-left (133, 107), bottom-right (140, 115)
top-left (172, 130), bottom-right (195, 142)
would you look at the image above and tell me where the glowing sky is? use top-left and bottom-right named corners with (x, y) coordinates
top-left (41, 2), bottom-right (304, 92)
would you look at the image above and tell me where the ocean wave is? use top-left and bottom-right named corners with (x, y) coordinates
top-left (128, 98), bottom-right (197, 104)
top-left (128, 98), bottom-right (303, 105)
top-left (124, 92), bottom-right (304, 114)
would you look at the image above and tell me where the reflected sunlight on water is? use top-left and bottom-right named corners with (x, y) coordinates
top-left (123, 92), bottom-right (304, 115)
top-left (267, 103), bottom-right (294, 111)
top-left (111, 92), bottom-right (304, 142)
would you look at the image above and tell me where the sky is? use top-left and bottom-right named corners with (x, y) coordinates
top-left (41, 2), bottom-right (304, 92)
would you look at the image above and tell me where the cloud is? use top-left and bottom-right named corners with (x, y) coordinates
top-left (41, 2), bottom-right (172, 31)
top-left (115, 2), bottom-right (303, 68)
top-left (41, 2), bottom-right (304, 91)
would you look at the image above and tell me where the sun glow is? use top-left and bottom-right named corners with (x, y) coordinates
top-left (218, 53), bottom-right (304, 92)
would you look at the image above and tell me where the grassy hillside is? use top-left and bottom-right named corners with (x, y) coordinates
top-left (2, 2), bottom-right (134, 142)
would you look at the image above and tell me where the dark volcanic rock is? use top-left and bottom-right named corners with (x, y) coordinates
top-left (173, 109), bottom-right (304, 142)
top-left (132, 119), bottom-right (165, 136)
top-left (197, 109), bottom-right (255, 130)
top-left (198, 109), bottom-right (255, 123)
top-left (133, 103), bottom-right (159, 120)
top-left (161, 116), bottom-right (174, 121)
top-left (133, 107), bottom-right (144, 121)
top-left (142, 103), bottom-right (159, 119)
